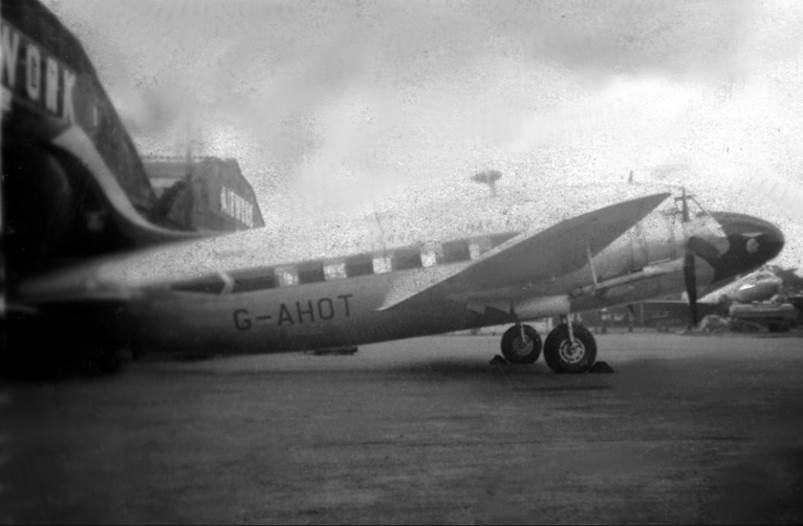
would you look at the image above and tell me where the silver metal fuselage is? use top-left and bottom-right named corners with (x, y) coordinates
top-left (110, 191), bottom-right (726, 354)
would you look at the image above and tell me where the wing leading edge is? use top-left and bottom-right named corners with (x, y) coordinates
top-left (378, 192), bottom-right (671, 311)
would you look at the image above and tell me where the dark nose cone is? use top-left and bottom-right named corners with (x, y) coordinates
top-left (709, 212), bottom-right (785, 281)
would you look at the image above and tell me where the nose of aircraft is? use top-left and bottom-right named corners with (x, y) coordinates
top-left (708, 212), bottom-right (785, 281)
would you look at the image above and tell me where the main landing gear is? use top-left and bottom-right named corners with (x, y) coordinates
top-left (501, 324), bottom-right (541, 364)
top-left (500, 318), bottom-right (597, 373)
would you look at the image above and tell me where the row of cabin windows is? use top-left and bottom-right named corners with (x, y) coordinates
top-left (172, 232), bottom-right (518, 294)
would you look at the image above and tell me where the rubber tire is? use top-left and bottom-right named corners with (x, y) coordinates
top-left (500, 324), bottom-right (542, 364)
top-left (544, 323), bottom-right (597, 374)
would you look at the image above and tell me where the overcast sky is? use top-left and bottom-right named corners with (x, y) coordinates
top-left (43, 0), bottom-right (803, 267)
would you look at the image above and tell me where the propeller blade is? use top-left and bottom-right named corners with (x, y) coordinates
top-left (686, 236), bottom-right (721, 269)
top-left (683, 253), bottom-right (699, 327)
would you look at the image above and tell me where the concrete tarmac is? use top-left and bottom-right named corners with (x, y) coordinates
top-left (3, 332), bottom-right (803, 524)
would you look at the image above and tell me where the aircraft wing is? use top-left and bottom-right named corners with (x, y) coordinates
top-left (378, 192), bottom-right (671, 311)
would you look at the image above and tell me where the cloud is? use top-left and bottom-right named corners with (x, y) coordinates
top-left (45, 0), bottom-right (757, 157)
top-left (41, 0), bottom-right (803, 265)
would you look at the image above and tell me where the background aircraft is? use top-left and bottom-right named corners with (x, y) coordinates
top-left (1, 1), bottom-right (260, 280)
top-left (700, 267), bottom-right (798, 332)
top-left (701, 268), bottom-right (782, 305)
top-left (1, 1), bottom-right (786, 375)
top-left (593, 267), bottom-right (791, 332)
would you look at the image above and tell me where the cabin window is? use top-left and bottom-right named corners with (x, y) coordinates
top-left (298, 262), bottom-right (325, 284)
top-left (470, 237), bottom-right (492, 259)
top-left (324, 262), bottom-right (347, 280)
top-left (276, 267), bottom-right (298, 287)
top-left (392, 247), bottom-right (422, 270)
top-left (171, 275), bottom-right (225, 294)
top-left (373, 255), bottom-right (392, 274)
top-left (345, 255), bottom-right (374, 277)
top-left (421, 242), bottom-right (443, 268)
top-left (442, 239), bottom-right (471, 263)
top-left (230, 267), bottom-right (277, 292)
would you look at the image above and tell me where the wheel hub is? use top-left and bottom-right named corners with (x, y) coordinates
top-left (558, 339), bottom-right (586, 364)
top-left (512, 336), bottom-right (534, 358)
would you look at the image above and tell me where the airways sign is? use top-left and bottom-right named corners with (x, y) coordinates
top-left (220, 186), bottom-right (256, 228)
top-left (1, 19), bottom-right (77, 123)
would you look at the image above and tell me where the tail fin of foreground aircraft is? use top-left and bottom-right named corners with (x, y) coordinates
top-left (1, 1), bottom-right (264, 282)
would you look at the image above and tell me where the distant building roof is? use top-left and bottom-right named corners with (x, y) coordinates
top-left (143, 156), bottom-right (264, 231)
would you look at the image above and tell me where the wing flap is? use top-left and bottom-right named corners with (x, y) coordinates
top-left (378, 192), bottom-right (670, 311)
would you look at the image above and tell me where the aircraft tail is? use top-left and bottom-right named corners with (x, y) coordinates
top-left (1, 1), bottom-right (256, 280)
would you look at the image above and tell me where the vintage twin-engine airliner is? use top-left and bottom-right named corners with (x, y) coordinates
top-left (15, 187), bottom-right (784, 373)
top-left (1, 0), bottom-right (785, 374)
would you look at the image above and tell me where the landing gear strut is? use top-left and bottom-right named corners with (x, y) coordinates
top-left (543, 318), bottom-right (597, 373)
top-left (500, 323), bottom-right (541, 364)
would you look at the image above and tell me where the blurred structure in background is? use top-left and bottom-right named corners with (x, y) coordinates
top-left (144, 156), bottom-right (264, 232)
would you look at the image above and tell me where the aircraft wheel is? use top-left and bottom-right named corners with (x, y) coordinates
top-left (500, 324), bottom-right (541, 364)
top-left (544, 323), bottom-right (596, 373)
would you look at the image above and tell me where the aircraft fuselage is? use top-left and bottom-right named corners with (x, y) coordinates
top-left (98, 197), bottom-right (745, 354)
